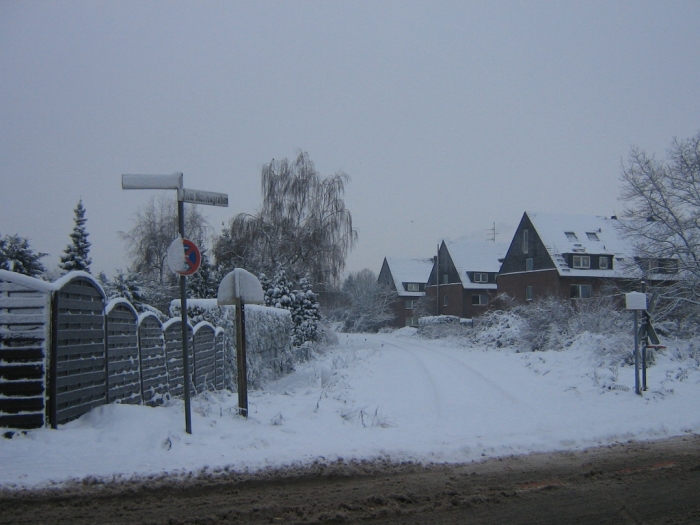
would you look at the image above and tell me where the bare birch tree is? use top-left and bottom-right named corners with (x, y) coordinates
top-left (341, 269), bottom-right (396, 332)
top-left (214, 151), bottom-right (357, 288)
top-left (618, 131), bottom-right (700, 320)
top-left (120, 193), bottom-right (210, 285)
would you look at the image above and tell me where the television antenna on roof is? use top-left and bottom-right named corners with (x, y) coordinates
top-left (486, 222), bottom-right (498, 242)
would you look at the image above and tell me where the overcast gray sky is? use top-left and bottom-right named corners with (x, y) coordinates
top-left (1, 1), bottom-right (699, 280)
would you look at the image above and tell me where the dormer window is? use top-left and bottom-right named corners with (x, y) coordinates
top-left (599, 256), bottom-right (609, 269)
top-left (473, 273), bottom-right (488, 283)
top-left (565, 232), bottom-right (578, 241)
top-left (406, 283), bottom-right (420, 292)
top-left (572, 255), bottom-right (591, 268)
top-left (586, 232), bottom-right (600, 241)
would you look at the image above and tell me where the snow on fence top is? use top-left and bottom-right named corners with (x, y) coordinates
top-left (0, 270), bottom-right (227, 431)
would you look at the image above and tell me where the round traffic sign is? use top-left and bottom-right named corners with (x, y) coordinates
top-left (167, 237), bottom-right (201, 276)
top-left (179, 238), bottom-right (201, 276)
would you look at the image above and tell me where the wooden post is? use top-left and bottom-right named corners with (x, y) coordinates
top-left (235, 298), bottom-right (248, 417)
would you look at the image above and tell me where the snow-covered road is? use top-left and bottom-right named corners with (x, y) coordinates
top-left (1, 330), bottom-right (699, 489)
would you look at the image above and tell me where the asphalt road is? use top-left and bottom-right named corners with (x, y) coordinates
top-left (1, 434), bottom-right (698, 524)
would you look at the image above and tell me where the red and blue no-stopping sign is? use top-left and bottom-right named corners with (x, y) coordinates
top-left (167, 237), bottom-right (201, 276)
top-left (179, 238), bottom-right (201, 276)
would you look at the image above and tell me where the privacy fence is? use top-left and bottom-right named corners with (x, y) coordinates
top-left (0, 270), bottom-right (225, 431)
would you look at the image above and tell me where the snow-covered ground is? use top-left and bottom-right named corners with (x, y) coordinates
top-left (2, 329), bottom-right (699, 490)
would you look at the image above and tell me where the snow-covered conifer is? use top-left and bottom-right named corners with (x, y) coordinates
top-left (0, 233), bottom-right (47, 277)
top-left (59, 199), bottom-right (92, 274)
top-left (187, 249), bottom-right (219, 298)
top-left (102, 269), bottom-right (146, 310)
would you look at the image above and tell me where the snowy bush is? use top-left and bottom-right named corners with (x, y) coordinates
top-left (470, 309), bottom-right (525, 348)
top-left (417, 315), bottom-right (470, 339)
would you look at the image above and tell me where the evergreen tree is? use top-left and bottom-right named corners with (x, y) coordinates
top-left (292, 275), bottom-right (321, 346)
top-left (260, 267), bottom-right (320, 346)
top-left (59, 199), bottom-right (92, 273)
top-left (187, 249), bottom-right (219, 299)
top-left (101, 269), bottom-right (147, 310)
top-left (0, 233), bottom-right (47, 278)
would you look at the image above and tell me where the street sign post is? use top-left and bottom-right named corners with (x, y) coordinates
top-left (122, 173), bottom-right (228, 434)
top-left (626, 285), bottom-right (663, 396)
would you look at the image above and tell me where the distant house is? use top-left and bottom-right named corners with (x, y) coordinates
top-left (378, 257), bottom-right (434, 327)
top-left (497, 211), bottom-right (678, 303)
top-left (425, 240), bottom-right (509, 319)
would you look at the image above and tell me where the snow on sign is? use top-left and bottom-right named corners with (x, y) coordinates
top-left (167, 237), bottom-right (201, 276)
top-left (179, 188), bottom-right (229, 207)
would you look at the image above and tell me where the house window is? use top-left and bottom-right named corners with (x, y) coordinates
top-left (443, 274), bottom-right (449, 284)
top-left (405, 317), bottom-right (418, 327)
top-left (658, 258), bottom-right (679, 274)
top-left (472, 294), bottom-right (488, 306)
top-left (405, 299), bottom-right (418, 310)
top-left (473, 272), bottom-right (488, 283)
top-left (586, 232), bottom-right (600, 241)
top-left (443, 295), bottom-right (448, 306)
top-left (599, 256), bottom-right (609, 269)
top-left (406, 283), bottom-right (420, 292)
top-left (572, 255), bottom-right (590, 268)
top-left (522, 229), bottom-right (529, 254)
top-left (570, 284), bottom-right (592, 299)
top-left (565, 232), bottom-right (578, 241)
top-left (526, 258), bottom-right (534, 272)
top-left (525, 286), bottom-right (533, 301)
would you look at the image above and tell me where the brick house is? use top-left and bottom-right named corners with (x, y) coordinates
top-left (377, 257), bottom-right (434, 327)
top-left (425, 240), bottom-right (509, 319)
top-left (497, 211), bottom-right (677, 303)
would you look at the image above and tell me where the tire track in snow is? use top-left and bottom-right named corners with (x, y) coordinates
top-left (372, 338), bottom-right (446, 420)
top-left (374, 335), bottom-right (519, 406)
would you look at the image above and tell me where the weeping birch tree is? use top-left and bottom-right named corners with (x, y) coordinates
top-left (214, 151), bottom-right (357, 288)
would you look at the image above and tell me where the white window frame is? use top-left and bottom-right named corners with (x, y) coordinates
top-left (599, 256), bottom-right (609, 269)
top-left (473, 272), bottom-right (488, 283)
top-left (572, 255), bottom-right (591, 268)
top-left (405, 299), bottom-right (417, 310)
top-left (405, 316), bottom-right (418, 327)
top-left (570, 284), bottom-right (592, 299)
top-left (443, 295), bottom-right (448, 306)
top-left (406, 283), bottom-right (420, 292)
top-left (522, 229), bottom-right (529, 254)
top-left (443, 274), bottom-right (449, 285)
top-left (525, 285), bottom-right (533, 301)
top-left (586, 232), bottom-right (600, 241)
top-left (565, 231), bottom-right (578, 241)
top-left (526, 258), bottom-right (534, 272)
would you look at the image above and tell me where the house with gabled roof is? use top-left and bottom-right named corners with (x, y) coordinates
top-left (378, 257), bottom-right (434, 327)
top-left (497, 211), bottom-right (678, 304)
top-left (425, 240), bottom-right (509, 319)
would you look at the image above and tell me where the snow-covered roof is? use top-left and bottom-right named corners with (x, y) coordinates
top-left (384, 257), bottom-right (434, 296)
top-left (443, 240), bottom-right (509, 289)
top-left (524, 211), bottom-right (638, 278)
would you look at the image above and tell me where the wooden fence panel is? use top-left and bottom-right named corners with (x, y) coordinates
top-left (193, 324), bottom-right (216, 394)
top-left (214, 329), bottom-right (225, 390)
top-left (106, 301), bottom-right (141, 404)
top-left (163, 320), bottom-right (193, 399)
top-left (138, 314), bottom-right (168, 406)
top-left (53, 278), bottom-right (106, 426)
top-left (0, 278), bottom-right (48, 430)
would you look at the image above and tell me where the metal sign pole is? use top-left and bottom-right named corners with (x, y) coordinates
top-left (634, 309), bottom-right (640, 396)
top-left (121, 173), bottom-right (228, 435)
top-left (178, 199), bottom-right (193, 434)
